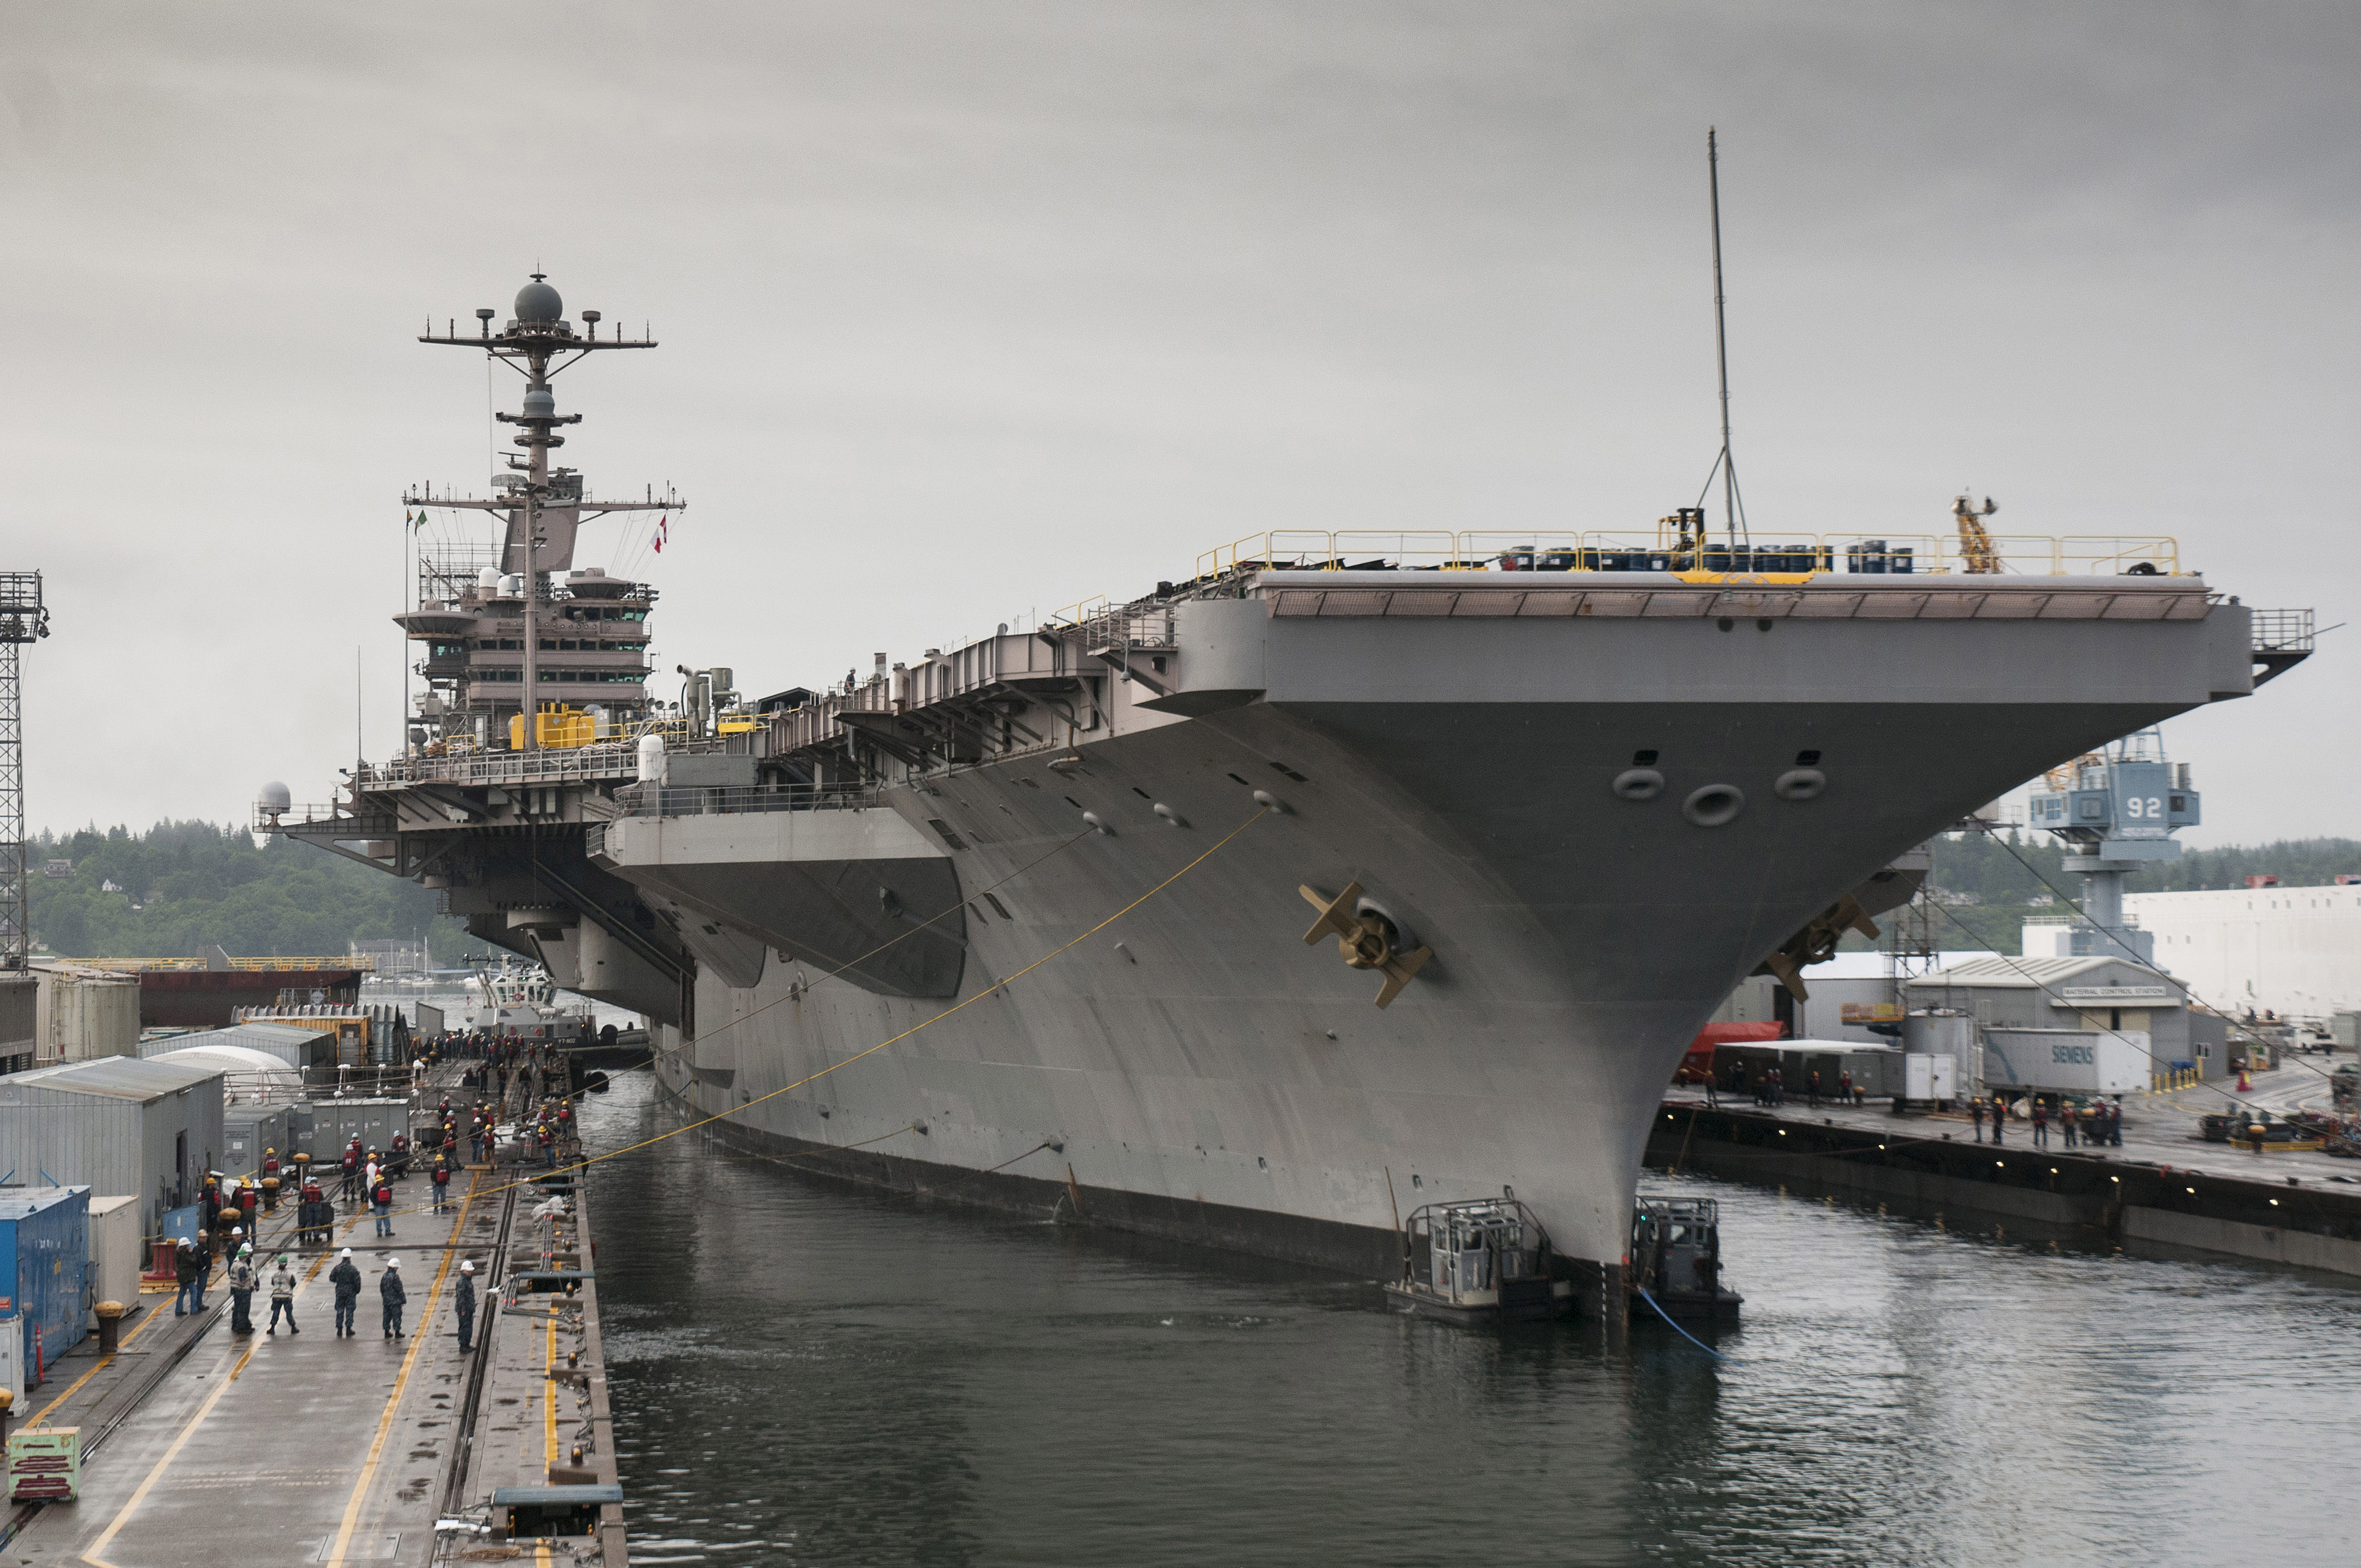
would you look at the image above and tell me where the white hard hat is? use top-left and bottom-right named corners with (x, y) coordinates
top-left (340, 1247), bottom-right (353, 1258)
top-left (387, 1256), bottom-right (401, 1269)
top-left (460, 1260), bottom-right (475, 1273)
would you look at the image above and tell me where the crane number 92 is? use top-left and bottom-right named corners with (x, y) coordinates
top-left (2124, 796), bottom-right (2165, 819)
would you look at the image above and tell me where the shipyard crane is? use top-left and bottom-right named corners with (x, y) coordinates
top-left (1952, 493), bottom-right (2002, 573)
top-left (0, 572), bottom-right (50, 969)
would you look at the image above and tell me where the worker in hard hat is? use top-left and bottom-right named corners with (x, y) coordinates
top-left (330, 1248), bottom-right (363, 1338)
top-left (455, 1260), bottom-right (477, 1354)
top-left (266, 1253), bottom-right (299, 1335)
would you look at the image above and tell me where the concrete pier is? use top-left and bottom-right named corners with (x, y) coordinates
top-left (2, 1069), bottom-right (624, 1567)
top-left (1651, 1061), bottom-right (2361, 1277)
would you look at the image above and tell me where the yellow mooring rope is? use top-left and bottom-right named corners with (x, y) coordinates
top-left (385, 804), bottom-right (1273, 1221)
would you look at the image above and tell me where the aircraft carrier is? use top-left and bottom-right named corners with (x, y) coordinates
top-left (272, 274), bottom-right (2290, 1304)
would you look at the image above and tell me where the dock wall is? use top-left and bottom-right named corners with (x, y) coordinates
top-left (1645, 1104), bottom-right (2361, 1278)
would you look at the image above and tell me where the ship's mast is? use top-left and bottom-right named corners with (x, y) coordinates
top-left (413, 277), bottom-right (680, 751)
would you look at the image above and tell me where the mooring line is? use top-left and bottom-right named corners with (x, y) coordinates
top-left (382, 806), bottom-right (1271, 1220)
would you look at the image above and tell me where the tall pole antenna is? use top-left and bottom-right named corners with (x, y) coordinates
top-left (1708, 127), bottom-right (1742, 545)
top-left (0, 572), bottom-right (49, 972)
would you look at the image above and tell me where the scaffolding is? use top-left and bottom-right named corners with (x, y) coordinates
top-left (0, 571), bottom-right (50, 969)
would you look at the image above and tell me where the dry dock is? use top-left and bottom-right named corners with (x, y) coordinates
top-left (2, 1069), bottom-right (623, 1568)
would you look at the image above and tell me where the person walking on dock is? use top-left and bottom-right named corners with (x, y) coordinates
top-left (372, 1175), bottom-right (396, 1238)
top-left (331, 1248), bottom-right (362, 1338)
top-left (380, 1257), bottom-right (407, 1340)
top-left (339, 1142), bottom-right (361, 1205)
top-left (267, 1253), bottom-right (299, 1334)
top-left (2032, 1100), bottom-right (2050, 1147)
top-left (1971, 1099), bottom-right (1986, 1143)
top-left (2062, 1103), bottom-right (2079, 1149)
top-left (431, 1155), bottom-right (452, 1214)
top-left (227, 1245), bottom-right (256, 1336)
top-left (455, 1260), bottom-right (476, 1354)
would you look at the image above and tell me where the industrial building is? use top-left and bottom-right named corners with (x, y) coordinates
top-left (137, 1019), bottom-right (340, 1074)
top-left (2115, 884), bottom-right (2361, 1020)
top-left (0, 1058), bottom-right (225, 1238)
top-left (0, 973), bottom-right (31, 1076)
top-left (28, 961), bottom-right (139, 1065)
top-left (1904, 953), bottom-right (2195, 1091)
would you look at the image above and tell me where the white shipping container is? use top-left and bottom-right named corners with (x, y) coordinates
top-left (1903, 1054), bottom-right (1957, 1101)
top-left (86, 1197), bottom-right (141, 1320)
top-left (1981, 1028), bottom-right (2148, 1094)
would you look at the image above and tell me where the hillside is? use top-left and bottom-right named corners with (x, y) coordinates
top-left (27, 820), bottom-right (467, 961)
top-left (1890, 832), bottom-right (2361, 955)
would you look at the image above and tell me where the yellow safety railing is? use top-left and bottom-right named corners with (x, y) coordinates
top-left (74, 956), bottom-right (375, 972)
top-left (2151, 1067), bottom-right (2201, 1092)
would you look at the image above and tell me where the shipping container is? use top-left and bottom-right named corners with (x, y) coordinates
top-left (222, 1105), bottom-right (293, 1180)
top-left (1981, 1028), bottom-right (2148, 1094)
top-left (0, 1059), bottom-right (226, 1241)
top-left (86, 1197), bottom-right (140, 1320)
top-left (292, 1099), bottom-right (408, 1164)
top-left (0, 1188), bottom-right (91, 1384)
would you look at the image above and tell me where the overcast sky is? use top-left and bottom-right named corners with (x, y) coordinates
top-left (3, 1), bottom-right (2354, 847)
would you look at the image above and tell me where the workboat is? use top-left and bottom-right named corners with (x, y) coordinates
top-left (1630, 1195), bottom-right (1741, 1324)
top-left (466, 955), bottom-right (594, 1040)
top-left (269, 272), bottom-right (2306, 1310)
top-left (1383, 1198), bottom-right (1568, 1324)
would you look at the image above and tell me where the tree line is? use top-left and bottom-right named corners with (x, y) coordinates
top-left (27, 821), bottom-right (467, 962)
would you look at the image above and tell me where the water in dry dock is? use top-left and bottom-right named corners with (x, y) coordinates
top-left (577, 1073), bottom-right (2361, 1567)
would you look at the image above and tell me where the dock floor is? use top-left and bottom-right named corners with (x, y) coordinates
top-left (6, 1068), bottom-right (623, 1567)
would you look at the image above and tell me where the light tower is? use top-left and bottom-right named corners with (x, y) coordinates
top-left (2026, 728), bottom-right (2197, 964)
top-left (0, 573), bottom-right (51, 969)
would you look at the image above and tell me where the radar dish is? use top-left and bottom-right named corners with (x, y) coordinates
top-left (514, 275), bottom-right (562, 323)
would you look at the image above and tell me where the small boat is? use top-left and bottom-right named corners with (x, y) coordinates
top-left (1382, 1197), bottom-right (1570, 1325)
top-left (1630, 1195), bottom-right (1742, 1324)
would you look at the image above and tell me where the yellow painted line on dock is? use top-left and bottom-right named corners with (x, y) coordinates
top-left (77, 1353), bottom-right (240, 1568)
top-left (27, 1285), bottom-right (191, 1426)
top-left (320, 1172), bottom-right (478, 1568)
top-left (78, 1201), bottom-right (427, 1568)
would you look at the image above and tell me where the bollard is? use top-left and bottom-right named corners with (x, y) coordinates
top-left (94, 1300), bottom-right (126, 1355)
top-left (261, 1177), bottom-right (281, 1213)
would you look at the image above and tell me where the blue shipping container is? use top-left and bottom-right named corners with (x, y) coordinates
top-left (0, 1189), bottom-right (91, 1384)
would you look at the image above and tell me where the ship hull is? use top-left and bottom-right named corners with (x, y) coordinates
top-left (629, 621), bottom-right (2239, 1278)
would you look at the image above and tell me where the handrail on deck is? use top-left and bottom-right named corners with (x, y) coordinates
top-left (1188, 528), bottom-right (2184, 585)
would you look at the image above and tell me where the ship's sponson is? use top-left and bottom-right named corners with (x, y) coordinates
top-left (609, 565), bottom-right (2253, 1282)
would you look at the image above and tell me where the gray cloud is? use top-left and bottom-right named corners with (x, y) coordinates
top-left (2, 1), bottom-right (2353, 843)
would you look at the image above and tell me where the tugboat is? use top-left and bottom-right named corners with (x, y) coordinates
top-left (1382, 1197), bottom-right (1570, 1325)
top-left (1630, 1195), bottom-right (1742, 1324)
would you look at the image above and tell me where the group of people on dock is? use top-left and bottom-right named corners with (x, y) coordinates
top-left (163, 1038), bottom-right (582, 1357)
top-left (1971, 1095), bottom-right (2123, 1147)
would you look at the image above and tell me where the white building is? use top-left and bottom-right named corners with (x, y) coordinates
top-left (2118, 885), bottom-right (2361, 1019)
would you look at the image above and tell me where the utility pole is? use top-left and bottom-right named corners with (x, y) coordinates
top-left (0, 573), bottom-right (51, 969)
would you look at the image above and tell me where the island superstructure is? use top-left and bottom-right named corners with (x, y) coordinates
top-left (272, 274), bottom-right (2299, 1306)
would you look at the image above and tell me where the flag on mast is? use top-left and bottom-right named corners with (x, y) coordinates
top-left (653, 514), bottom-right (668, 554)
